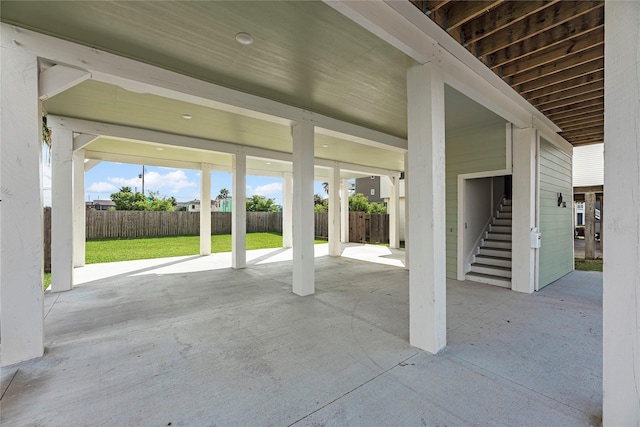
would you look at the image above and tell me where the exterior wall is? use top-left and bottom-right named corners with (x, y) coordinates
top-left (355, 176), bottom-right (383, 203)
top-left (446, 121), bottom-right (507, 278)
top-left (538, 138), bottom-right (574, 288)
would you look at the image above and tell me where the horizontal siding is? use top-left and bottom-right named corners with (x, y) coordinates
top-left (445, 122), bottom-right (506, 278)
top-left (573, 143), bottom-right (603, 187)
top-left (539, 139), bottom-right (574, 288)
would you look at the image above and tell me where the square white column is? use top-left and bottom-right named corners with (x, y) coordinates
top-left (388, 176), bottom-right (400, 249)
top-left (404, 152), bottom-right (410, 269)
top-left (292, 123), bottom-right (315, 296)
top-left (232, 154), bottom-right (246, 269)
top-left (200, 163), bottom-right (212, 255)
top-left (407, 61), bottom-right (446, 354)
top-left (511, 127), bottom-right (537, 294)
top-left (328, 164), bottom-right (341, 256)
top-left (603, 0), bottom-right (640, 424)
top-left (0, 48), bottom-right (44, 365)
top-left (282, 171), bottom-right (293, 248)
top-left (340, 178), bottom-right (349, 243)
top-left (73, 149), bottom-right (86, 267)
top-left (51, 127), bottom-right (74, 293)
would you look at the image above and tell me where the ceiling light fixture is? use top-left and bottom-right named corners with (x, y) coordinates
top-left (182, 114), bottom-right (192, 120)
top-left (265, 162), bottom-right (272, 165)
top-left (235, 32), bottom-right (254, 46)
top-left (322, 144), bottom-right (329, 148)
top-left (156, 147), bottom-right (164, 151)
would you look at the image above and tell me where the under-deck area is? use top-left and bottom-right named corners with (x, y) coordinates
top-left (1, 245), bottom-right (602, 426)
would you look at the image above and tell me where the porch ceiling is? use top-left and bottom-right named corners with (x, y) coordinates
top-left (412, 0), bottom-right (604, 146)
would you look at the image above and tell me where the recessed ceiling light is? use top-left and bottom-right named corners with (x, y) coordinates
top-left (156, 147), bottom-right (164, 151)
top-left (265, 162), bottom-right (272, 165)
top-left (322, 144), bottom-right (329, 148)
top-left (182, 114), bottom-right (192, 120)
top-left (235, 32), bottom-right (254, 46)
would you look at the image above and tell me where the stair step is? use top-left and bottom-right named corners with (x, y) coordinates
top-left (471, 263), bottom-right (512, 278)
top-left (500, 205), bottom-right (512, 212)
top-left (497, 212), bottom-right (512, 219)
top-left (482, 239), bottom-right (512, 249)
top-left (489, 224), bottom-right (512, 234)
top-left (485, 231), bottom-right (511, 241)
top-left (474, 255), bottom-right (512, 268)
top-left (493, 218), bottom-right (512, 226)
top-left (466, 272), bottom-right (512, 288)
top-left (478, 247), bottom-right (512, 258)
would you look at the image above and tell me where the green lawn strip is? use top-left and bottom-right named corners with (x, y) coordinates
top-left (85, 233), bottom-right (327, 264)
top-left (575, 258), bottom-right (603, 272)
top-left (44, 273), bottom-right (51, 290)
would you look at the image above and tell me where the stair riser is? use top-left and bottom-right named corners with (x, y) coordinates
top-left (474, 257), bottom-right (511, 268)
top-left (497, 212), bottom-right (512, 219)
top-left (503, 200), bottom-right (512, 206)
top-left (471, 265), bottom-right (512, 278)
top-left (465, 274), bottom-right (511, 288)
top-left (501, 205), bottom-right (512, 212)
top-left (493, 219), bottom-right (512, 226)
top-left (486, 232), bottom-right (511, 241)
top-left (482, 240), bottom-right (512, 249)
top-left (490, 225), bottom-right (511, 233)
top-left (479, 248), bottom-right (512, 258)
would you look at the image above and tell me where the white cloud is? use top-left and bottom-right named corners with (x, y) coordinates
top-left (106, 169), bottom-right (196, 195)
top-left (250, 182), bottom-right (282, 197)
top-left (88, 182), bottom-right (118, 193)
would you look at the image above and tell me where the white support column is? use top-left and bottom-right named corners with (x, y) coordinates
top-left (511, 127), bottom-right (537, 294)
top-left (200, 163), bottom-right (212, 256)
top-left (388, 176), bottom-right (400, 249)
top-left (292, 122), bottom-right (315, 296)
top-left (340, 178), bottom-right (349, 243)
top-left (407, 61), bottom-right (446, 354)
top-left (404, 152), bottom-right (410, 269)
top-left (72, 149), bottom-right (86, 267)
top-left (328, 164), bottom-right (341, 256)
top-left (282, 172), bottom-right (293, 248)
top-left (232, 154), bottom-right (246, 269)
top-left (51, 127), bottom-right (74, 293)
top-left (0, 48), bottom-right (44, 365)
top-left (603, 1), bottom-right (640, 424)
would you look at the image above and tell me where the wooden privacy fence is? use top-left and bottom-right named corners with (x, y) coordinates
top-left (43, 209), bottom-right (389, 270)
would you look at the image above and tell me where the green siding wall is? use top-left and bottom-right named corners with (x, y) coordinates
top-left (538, 139), bottom-right (573, 288)
top-left (445, 122), bottom-right (507, 278)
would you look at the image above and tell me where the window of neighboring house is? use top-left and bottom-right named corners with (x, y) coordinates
top-left (577, 212), bottom-right (584, 225)
top-left (191, 205), bottom-right (196, 210)
top-left (370, 189), bottom-right (375, 196)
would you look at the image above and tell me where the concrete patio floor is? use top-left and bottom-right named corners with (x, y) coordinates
top-left (1, 244), bottom-right (602, 426)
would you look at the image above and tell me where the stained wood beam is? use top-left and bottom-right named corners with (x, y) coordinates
top-left (471, 1), bottom-right (602, 58)
top-left (425, 0), bottom-right (451, 13)
top-left (445, 0), bottom-right (504, 32)
top-left (516, 58), bottom-right (604, 93)
top-left (544, 98), bottom-right (603, 117)
top-left (557, 118), bottom-right (604, 132)
top-left (563, 133), bottom-right (604, 145)
top-left (524, 69), bottom-right (604, 98)
top-left (547, 106), bottom-right (604, 123)
top-left (535, 88), bottom-right (603, 111)
top-left (554, 112), bottom-right (604, 128)
top-left (560, 126), bottom-right (604, 139)
top-left (461, 0), bottom-right (560, 47)
top-left (509, 44), bottom-right (603, 86)
top-left (497, 28), bottom-right (604, 77)
top-left (531, 80), bottom-right (602, 105)
top-left (488, 12), bottom-right (604, 69)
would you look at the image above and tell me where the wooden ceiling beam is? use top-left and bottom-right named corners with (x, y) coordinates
top-left (508, 44), bottom-right (603, 86)
top-left (560, 119), bottom-right (604, 132)
top-left (445, 0), bottom-right (505, 32)
top-left (487, 11), bottom-right (604, 69)
top-left (560, 126), bottom-right (604, 139)
top-left (461, 0), bottom-right (560, 47)
top-left (499, 37), bottom-right (603, 79)
top-left (537, 89), bottom-right (603, 112)
top-left (425, 1), bottom-right (451, 13)
top-left (561, 132), bottom-right (604, 144)
top-left (471, 1), bottom-right (602, 58)
top-left (553, 109), bottom-right (604, 123)
top-left (533, 82), bottom-right (603, 107)
top-left (544, 98), bottom-right (603, 117)
top-left (523, 69), bottom-right (603, 98)
top-left (516, 58), bottom-right (604, 93)
top-left (572, 138), bottom-right (604, 147)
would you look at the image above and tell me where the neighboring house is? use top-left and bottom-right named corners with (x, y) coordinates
top-left (355, 176), bottom-right (383, 203)
top-left (213, 197), bottom-right (232, 212)
top-left (572, 143), bottom-right (604, 230)
top-left (85, 199), bottom-right (115, 211)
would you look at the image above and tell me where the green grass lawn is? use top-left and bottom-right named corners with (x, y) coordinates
top-left (575, 258), bottom-right (603, 272)
top-left (85, 232), bottom-right (326, 264)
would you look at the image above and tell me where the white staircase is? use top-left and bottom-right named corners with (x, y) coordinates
top-left (466, 199), bottom-right (512, 288)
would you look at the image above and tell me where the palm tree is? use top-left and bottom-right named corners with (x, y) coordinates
top-left (218, 188), bottom-right (230, 199)
top-left (322, 182), bottom-right (329, 195)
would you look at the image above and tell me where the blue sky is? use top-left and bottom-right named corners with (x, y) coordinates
top-left (42, 160), bottom-right (328, 206)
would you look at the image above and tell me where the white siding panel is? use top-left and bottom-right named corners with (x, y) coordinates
top-left (573, 143), bottom-right (603, 187)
